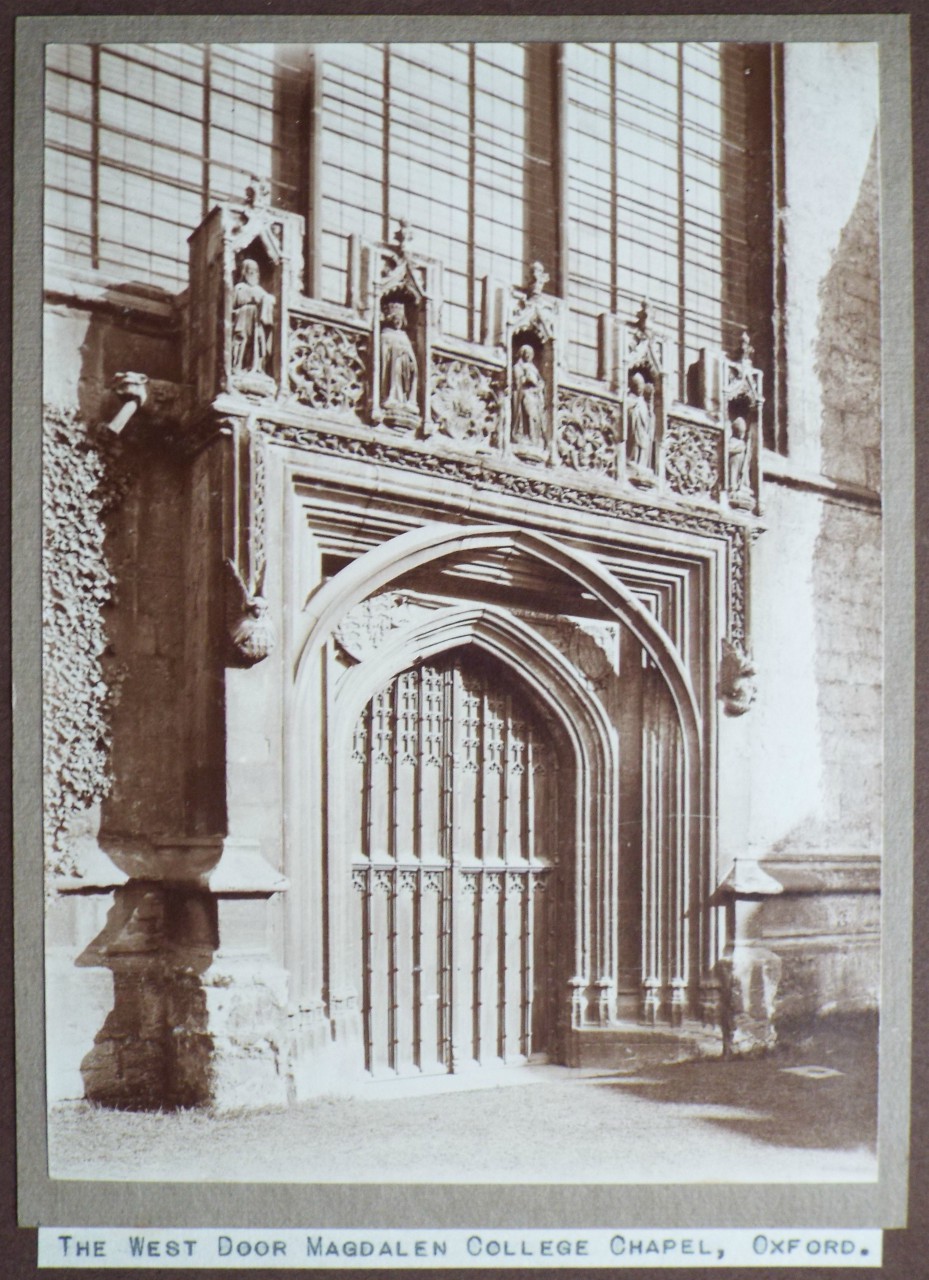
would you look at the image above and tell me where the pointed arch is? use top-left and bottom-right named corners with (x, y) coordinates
top-left (329, 605), bottom-right (620, 1017)
top-left (294, 521), bottom-right (702, 762)
top-left (284, 521), bottom-right (709, 1068)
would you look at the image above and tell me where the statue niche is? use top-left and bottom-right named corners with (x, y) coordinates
top-left (504, 261), bottom-right (560, 464)
top-left (727, 415), bottom-right (753, 509)
top-left (725, 332), bottom-right (763, 513)
top-left (511, 340), bottom-right (546, 455)
top-left (625, 368), bottom-right (657, 480)
top-left (231, 254), bottom-right (276, 395)
top-left (620, 301), bottom-right (667, 491)
top-left (378, 296), bottom-right (420, 428)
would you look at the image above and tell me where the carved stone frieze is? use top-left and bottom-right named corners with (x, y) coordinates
top-left (664, 420), bottom-right (721, 500)
top-left (556, 392), bottom-right (621, 476)
top-left (287, 319), bottom-right (369, 416)
top-left (429, 356), bottom-right (503, 446)
top-left (249, 430), bottom-right (267, 591)
top-left (729, 532), bottom-right (748, 649)
top-left (257, 420), bottom-right (750, 643)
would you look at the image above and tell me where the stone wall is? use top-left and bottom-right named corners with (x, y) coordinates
top-left (719, 42), bottom-right (883, 1023)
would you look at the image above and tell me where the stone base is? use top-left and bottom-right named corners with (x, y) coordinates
top-left (628, 466), bottom-right (657, 489)
top-left (564, 1022), bottom-right (722, 1070)
top-left (716, 944), bottom-right (783, 1057)
top-left (81, 960), bottom-right (213, 1110)
top-left (200, 958), bottom-right (291, 1111)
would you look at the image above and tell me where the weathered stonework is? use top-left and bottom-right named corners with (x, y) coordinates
top-left (41, 44), bottom-right (885, 1114)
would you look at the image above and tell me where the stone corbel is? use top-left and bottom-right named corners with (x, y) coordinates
top-left (719, 636), bottom-right (757, 716)
top-left (711, 858), bottom-right (784, 1056)
top-left (221, 416), bottom-right (276, 667)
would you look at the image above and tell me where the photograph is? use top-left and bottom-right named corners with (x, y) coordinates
top-left (17, 9), bottom-right (913, 1232)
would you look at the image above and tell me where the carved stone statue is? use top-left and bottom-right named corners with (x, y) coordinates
top-left (728, 416), bottom-right (753, 507)
top-left (231, 259), bottom-right (275, 379)
top-left (511, 344), bottom-right (545, 450)
top-left (380, 300), bottom-right (418, 422)
top-left (627, 370), bottom-right (656, 471)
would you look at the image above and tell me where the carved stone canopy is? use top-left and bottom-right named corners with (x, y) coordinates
top-left (627, 299), bottom-right (664, 379)
top-left (510, 260), bottom-right (559, 345)
top-left (726, 330), bottom-right (763, 413)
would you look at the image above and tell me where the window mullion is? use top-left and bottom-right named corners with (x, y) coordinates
top-left (467, 45), bottom-right (477, 341)
top-left (382, 45), bottom-right (391, 243)
top-left (90, 44), bottom-right (100, 271)
top-left (676, 44), bottom-right (687, 398)
top-left (610, 45), bottom-right (618, 316)
top-left (201, 45), bottom-right (211, 222)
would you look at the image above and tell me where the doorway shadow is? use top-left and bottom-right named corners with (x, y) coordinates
top-left (591, 1012), bottom-right (877, 1152)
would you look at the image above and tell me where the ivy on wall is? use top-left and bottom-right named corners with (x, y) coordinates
top-left (42, 404), bottom-right (116, 876)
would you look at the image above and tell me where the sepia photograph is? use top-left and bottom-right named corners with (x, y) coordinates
top-left (18, 11), bottom-right (913, 1227)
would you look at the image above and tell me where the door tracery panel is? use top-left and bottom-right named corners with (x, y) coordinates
top-left (347, 648), bottom-right (571, 1076)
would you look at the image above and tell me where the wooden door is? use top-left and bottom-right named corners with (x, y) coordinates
top-left (348, 648), bottom-right (570, 1076)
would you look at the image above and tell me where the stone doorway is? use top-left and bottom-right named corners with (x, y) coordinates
top-left (346, 648), bottom-right (573, 1077)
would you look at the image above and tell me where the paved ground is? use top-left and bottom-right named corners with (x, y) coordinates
top-left (49, 1017), bottom-right (877, 1185)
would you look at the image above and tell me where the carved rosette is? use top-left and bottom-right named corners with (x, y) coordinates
top-left (429, 356), bottom-right (503, 446)
top-left (334, 592), bottom-right (414, 663)
top-left (549, 619), bottom-right (617, 687)
top-left (664, 421), bottom-right (720, 500)
top-left (288, 319), bottom-right (368, 416)
top-left (556, 392), bottom-right (621, 477)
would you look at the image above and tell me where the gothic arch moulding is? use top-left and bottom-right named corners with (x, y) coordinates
top-left (283, 522), bottom-right (712, 1077)
top-left (293, 521), bottom-right (703, 766)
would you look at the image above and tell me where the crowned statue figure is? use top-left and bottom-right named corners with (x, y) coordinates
top-left (380, 299), bottom-right (419, 421)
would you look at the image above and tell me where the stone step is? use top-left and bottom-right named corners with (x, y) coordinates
top-left (564, 1023), bottom-right (723, 1070)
